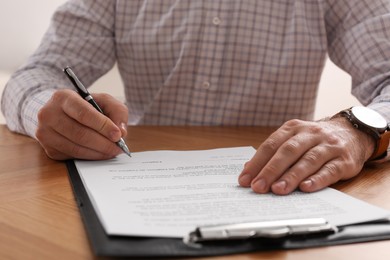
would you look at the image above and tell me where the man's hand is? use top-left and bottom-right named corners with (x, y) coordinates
top-left (36, 89), bottom-right (129, 160)
top-left (238, 118), bottom-right (376, 195)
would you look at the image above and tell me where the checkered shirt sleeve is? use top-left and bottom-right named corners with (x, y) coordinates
top-left (2, 0), bottom-right (390, 138)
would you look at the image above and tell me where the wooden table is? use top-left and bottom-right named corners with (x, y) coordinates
top-left (1, 125), bottom-right (390, 259)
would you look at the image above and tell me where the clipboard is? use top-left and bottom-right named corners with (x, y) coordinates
top-left (66, 160), bottom-right (390, 257)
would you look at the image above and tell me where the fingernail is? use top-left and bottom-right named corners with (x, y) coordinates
top-left (239, 173), bottom-right (252, 186)
top-left (110, 129), bottom-right (121, 141)
top-left (252, 178), bottom-right (266, 192)
top-left (302, 179), bottom-right (313, 188)
top-left (272, 180), bottom-right (287, 191)
top-left (120, 122), bottom-right (127, 132)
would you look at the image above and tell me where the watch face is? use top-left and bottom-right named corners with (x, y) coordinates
top-left (351, 106), bottom-right (387, 130)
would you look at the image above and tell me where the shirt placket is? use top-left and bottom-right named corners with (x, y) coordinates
top-left (189, 3), bottom-right (229, 124)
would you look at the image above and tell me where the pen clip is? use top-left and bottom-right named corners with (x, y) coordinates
top-left (183, 218), bottom-right (337, 247)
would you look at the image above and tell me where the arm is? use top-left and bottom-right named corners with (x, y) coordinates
top-left (1, 0), bottom-right (128, 160)
top-left (325, 0), bottom-right (390, 117)
top-left (239, 0), bottom-right (390, 195)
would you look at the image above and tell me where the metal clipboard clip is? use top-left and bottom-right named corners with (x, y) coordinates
top-left (183, 218), bottom-right (338, 247)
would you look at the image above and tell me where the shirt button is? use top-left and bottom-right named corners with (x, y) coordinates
top-left (202, 81), bottom-right (211, 89)
top-left (212, 17), bottom-right (221, 25)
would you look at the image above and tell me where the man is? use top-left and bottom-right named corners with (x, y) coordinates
top-left (2, 0), bottom-right (390, 195)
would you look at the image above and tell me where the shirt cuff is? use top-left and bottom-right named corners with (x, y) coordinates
top-left (21, 89), bottom-right (56, 139)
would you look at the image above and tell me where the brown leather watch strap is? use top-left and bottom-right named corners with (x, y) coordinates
top-left (370, 130), bottom-right (390, 161)
top-left (331, 107), bottom-right (389, 161)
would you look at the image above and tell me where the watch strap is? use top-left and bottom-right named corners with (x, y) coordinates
top-left (332, 108), bottom-right (389, 161)
top-left (370, 130), bottom-right (390, 161)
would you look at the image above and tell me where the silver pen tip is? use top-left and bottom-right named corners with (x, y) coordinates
top-left (118, 138), bottom-right (132, 157)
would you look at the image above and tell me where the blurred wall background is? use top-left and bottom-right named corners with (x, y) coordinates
top-left (0, 0), bottom-right (360, 125)
top-left (0, 1), bottom-right (67, 71)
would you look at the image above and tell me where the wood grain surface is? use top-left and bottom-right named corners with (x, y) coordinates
top-left (1, 125), bottom-right (390, 260)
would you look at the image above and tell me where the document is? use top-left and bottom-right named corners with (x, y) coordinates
top-left (74, 146), bottom-right (390, 238)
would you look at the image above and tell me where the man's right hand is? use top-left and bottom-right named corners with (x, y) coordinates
top-left (36, 89), bottom-right (129, 160)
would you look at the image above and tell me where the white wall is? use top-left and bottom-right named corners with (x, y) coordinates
top-left (316, 59), bottom-right (360, 119)
top-left (0, 0), bottom-right (360, 124)
top-left (0, 0), bottom-right (67, 71)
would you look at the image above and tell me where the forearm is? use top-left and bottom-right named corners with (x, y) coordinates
top-left (325, 0), bottom-right (390, 120)
top-left (1, 0), bottom-right (117, 137)
top-left (1, 66), bottom-right (64, 137)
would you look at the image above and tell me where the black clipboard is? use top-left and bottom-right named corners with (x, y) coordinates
top-left (66, 160), bottom-right (390, 258)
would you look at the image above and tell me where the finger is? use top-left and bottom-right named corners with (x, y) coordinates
top-left (60, 91), bottom-right (123, 142)
top-left (299, 160), bottom-right (345, 193)
top-left (238, 125), bottom-right (295, 188)
top-left (270, 146), bottom-right (332, 195)
top-left (93, 93), bottom-right (129, 137)
top-left (52, 115), bottom-right (123, 157)
top-left (37, 127), bottom-right (120, 160)
top-left (251, 133), bottom-right (320, 193)
top-left (239, 120), bottom-right (318, 192)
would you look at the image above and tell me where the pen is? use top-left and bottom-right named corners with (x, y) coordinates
top-left (63, 66), bottom-right (132, 157)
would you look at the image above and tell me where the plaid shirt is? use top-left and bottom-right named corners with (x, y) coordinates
top-left (2, 0), bottom-right (390, 138)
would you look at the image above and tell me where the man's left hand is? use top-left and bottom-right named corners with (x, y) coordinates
top-left (238, 117), bottom-right (375, 195)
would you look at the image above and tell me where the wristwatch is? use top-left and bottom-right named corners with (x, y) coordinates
top-left (333, 106), bottom-right (390, 161)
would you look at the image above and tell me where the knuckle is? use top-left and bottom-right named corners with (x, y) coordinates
top-left (325, 134), bottom-right (341, 146)
top-left (323, 162), bottom-right (340, 179)
top-left (262, 138), bottom-right (279, 153)
top-left (283, 119), bottom-right (302, 128)
top-left (302, 150), bottom-right (320, 165)
top-left (263, 163), bottom-right (280, 177)
top-left (307, 124), bottom-right (323, 135)
top-left (279, 119), bottom-right (305, 135)
top-left (282, 140), bottom-right (300, 155)
top-left (285, 171), bottom-right (301, 182)
top-left (51, 90), bottom-right (66, 102)
top-left (51, 89), bottom-right (72, 105)
top-left (37, 103), bottom-right (56, 123)
top-left (37, 107), bottom-right (47, 122)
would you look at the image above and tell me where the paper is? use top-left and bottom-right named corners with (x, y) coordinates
top-left (75, 146), bottom-right (390, 238)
